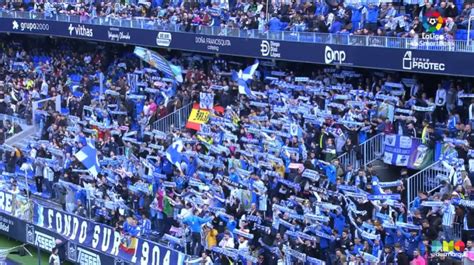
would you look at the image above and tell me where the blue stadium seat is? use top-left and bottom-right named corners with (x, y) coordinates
top-left (70, 74), bottom-right (82, 83)
top-left (456, 30), bottom-right (465, 40)
top-left (91, 86), bottom-right (100, 95)
top-left (72, 91), bottom-right (84, 98)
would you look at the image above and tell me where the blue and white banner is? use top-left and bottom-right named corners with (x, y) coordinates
top-left (367, 194), bottom-right (401, 201)
top-left (383, 134), bottom-right (416, 166)
top-left (199, 92), bottom-right (214, 110)
top-left (33, 205), bottom-right (185, 265)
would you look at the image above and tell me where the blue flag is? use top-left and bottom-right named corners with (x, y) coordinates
top-left (233, 60), bottom-right (259, 98)
top-left (74, 143), bottom-right (100, 177)
top-left (165, 140), bottom-right (184, 171)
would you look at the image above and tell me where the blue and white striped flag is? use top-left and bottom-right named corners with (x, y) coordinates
top-left (165, 140), bottom-right (184, 171)
top-left (233, 60), bottom-right (259, 98)
top-left (74, 143), bottom-right (100, 177)
top-left (127, 73), bottom-right (139, 93)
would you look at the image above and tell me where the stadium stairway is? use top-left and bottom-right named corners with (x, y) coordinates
top-left (5, 125), bottom-right (36, 148)
top-left (1, 123), bottom-right (61, 203)
top-left (405, 160), bottom-right (450, 209)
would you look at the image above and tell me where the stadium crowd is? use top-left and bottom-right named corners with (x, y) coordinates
top-left (1, 0), bottom-right (473, 40)
top-left (2, 35), bottom-right (474, 264)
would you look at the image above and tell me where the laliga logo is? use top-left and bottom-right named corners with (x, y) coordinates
top-left (324, 46), bottom-right (346, 64)
top-left (423, 10), bottom-right (444, 33)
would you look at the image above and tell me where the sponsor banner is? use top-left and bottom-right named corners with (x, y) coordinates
top-left (11, 20), bottom-right (50, 32)
top-left (33, 205), bottom-right (185, 265)
top-left (324, 46), bottom-right (350, 65)
top-left (67, 23), bottom-right (94, 38)
top-left (0, 213), bottom-right (23, 238)
top-left (107, 27), bottom-right (131, 42)
top-left (383, 134), bottom-right (417, 166)
top-left (67, 241), bottom-right (127, 265)
top-left (186, 103), bottom-right (210, 130)
top-left (0, 211), bottom-right (124, 265)
top-left (407, 142), bottom-right (433, 170)
top-left (260, 40), bottom-right (281, 58)
top-left (0, 190), bottom-right (30, 220)
top-left (156, 32), bottom-right (172, 47)
top-left (1, 17), bottom-right (474, 76)
top-left (194, 36), bottom-right (232, 52)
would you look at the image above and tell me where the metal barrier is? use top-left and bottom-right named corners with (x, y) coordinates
top-left (454, 222), bottom-right (462, 240)
top-left (151, 102), bottom-right (193, 132)
top-left (361, 133), bottom-right (385, 168)
top-left (338, 133), bottom-right (384, 171)
top-left (338, 148), bottom-right (359, 170)
top-left (1, 10), bottom-right (473, 52)
top-left (0, 114), bottom-right (27, 126)
top-left (406, 160), bottom-right (450, 209)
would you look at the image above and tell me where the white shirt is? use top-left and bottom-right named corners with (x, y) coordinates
top-left (44, 166), bottom-right (54, 182)
top-left (41, 81), bottom-right (49, 96)
top-left (436, 88), bottom-right (447, 106)
top-left (49, 253), bottom-right (60, 265)
top-left (238, 239), bottom-right (248, 251)
top-left (219, 237), bottom-right (235, 249)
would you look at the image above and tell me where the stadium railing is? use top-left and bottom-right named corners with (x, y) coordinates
top-left (406, 159), bottom-right (450, 209)
top-left (338, 133), bottom-right (385, 171)
top-left (1, 10), bottom-right (473, 52)
top-left (0, 114), bottom-right (27, 127)
top-left (151, 102), bottom-right (193, 132)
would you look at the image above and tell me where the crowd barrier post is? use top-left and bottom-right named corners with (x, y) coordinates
top-left (405, 160), bottom-right (449, 209)
top-left (338, 133), bottom-right (384, 172)
top-left (152, 102), bottom-right (193, 132)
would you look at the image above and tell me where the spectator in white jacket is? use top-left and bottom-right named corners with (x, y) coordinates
top-left (218, 231), bottom-right (235, 249)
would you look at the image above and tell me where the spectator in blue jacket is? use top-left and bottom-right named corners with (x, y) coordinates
top-left (400, 228), bottom-right (422, 260)
top-left (351, 237), bottom-right (364, 255)
top-left (268, 14), bottom-right (282, 32)
top-left (218, 212), bottom-right (237, 235)
top-left (350, 5), bottom-right (364, 32)
top-left (368, 238), bottom-right (383, 261)
top-left (329, 208), bottom-right (346, 235)
top-left (183, 209), bottom-right (213, 255)
top-left (366, 4), bottom-right (379, 32)
top-left (385, 228), bottom-right (405, 247)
